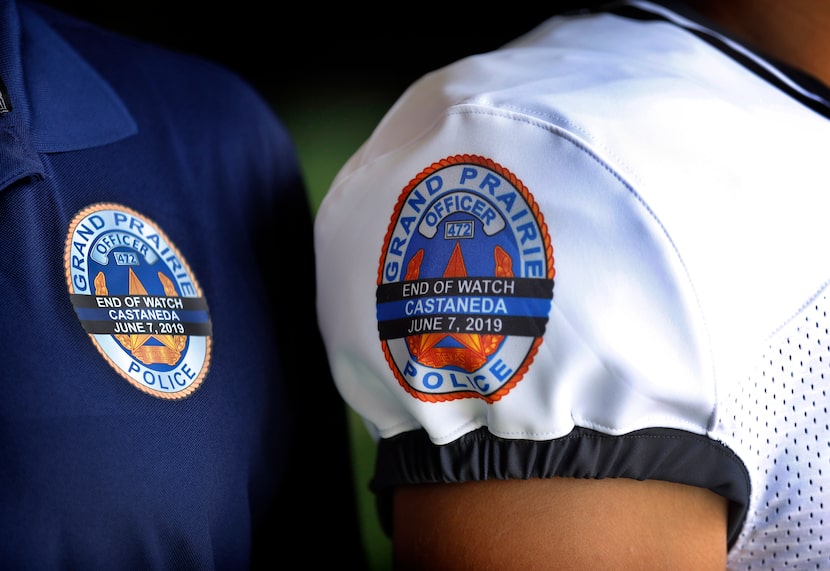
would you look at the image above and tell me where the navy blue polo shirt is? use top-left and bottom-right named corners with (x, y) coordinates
top-left (0, 1), bottom-right (365, 568)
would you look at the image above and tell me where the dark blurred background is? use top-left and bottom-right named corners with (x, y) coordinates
top-left (39, 3), bottom-right (559, 94)
top-left (38, 2), bottom-right (589, 569)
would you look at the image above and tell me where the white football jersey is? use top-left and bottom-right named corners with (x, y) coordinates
top-left (314, 1), bottom-right (830, 567)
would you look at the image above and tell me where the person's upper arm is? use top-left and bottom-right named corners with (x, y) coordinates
top-left (314, 39), bottom-right (750, 569)
top-left (394, 477), bottom-right (727, 570)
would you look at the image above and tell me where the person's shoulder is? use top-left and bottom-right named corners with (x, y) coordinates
top-left (334, 7), bottom-right (714, 181)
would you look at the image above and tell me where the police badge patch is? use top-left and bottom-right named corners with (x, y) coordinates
top-left (377, 155), bottom-right (554, 403)
top-left (65, 203), bottom-right (212, 399)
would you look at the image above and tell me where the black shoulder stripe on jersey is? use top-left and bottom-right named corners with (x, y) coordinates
top-left (373, 425), bottom-right (750, 549)
top-left (593, 1), bottom-right (830, 119)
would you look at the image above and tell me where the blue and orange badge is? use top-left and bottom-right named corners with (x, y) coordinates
top-left (65, 203), bottom-right (212, 399)
top-left (377, 155), bottom-right (554, 403)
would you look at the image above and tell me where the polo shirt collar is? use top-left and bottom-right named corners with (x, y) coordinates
top-left (0, 0), bottom-right (137, 189)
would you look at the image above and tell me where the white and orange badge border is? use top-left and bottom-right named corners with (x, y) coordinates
top-left (377, 155), bottom-right (554, 404)
top-left (65, 203), bottom-right (212, 399)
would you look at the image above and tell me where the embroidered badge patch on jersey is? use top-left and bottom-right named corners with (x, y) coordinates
top-left (377, 155), bottom-right (554, 403)
top-left (65, 203), bottom-right (212, 399)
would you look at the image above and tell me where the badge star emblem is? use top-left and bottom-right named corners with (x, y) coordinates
top-left (405, 242), bottom-right (510, 371)
top-left (94, 268), bottom-right (185, 366)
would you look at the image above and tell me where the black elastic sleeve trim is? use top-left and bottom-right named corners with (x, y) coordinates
top-left (372, 426), bottom-right (749, 549)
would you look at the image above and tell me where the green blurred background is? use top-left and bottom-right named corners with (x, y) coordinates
top-left (40, 4), bottom-right (584, 568)
top-left (274, 86), bottom-right (402, 570)
top-left (277, 88), bottom-right (396, 570)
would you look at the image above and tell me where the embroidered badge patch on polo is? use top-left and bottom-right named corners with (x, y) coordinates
top-left (377, 155), bottom-right (554, 403)
top-left (65, 203), bottom-right (212, 399)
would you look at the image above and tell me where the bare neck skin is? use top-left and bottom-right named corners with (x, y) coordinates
top-left (690, 0), bottom-right (830, 86)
